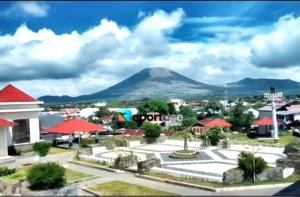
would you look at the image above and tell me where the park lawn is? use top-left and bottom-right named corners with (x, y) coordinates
top-left (145, 171), bottom-right (300, 188)
top-left (65, 169), bottom-right (94, 183)
top-left (2, 167), bottom-right (93, 183)
top-left (89, 181), bottom-right (179, 196)
top-left (49, 147), bottom-right (76, 155)
top-left (232, 134), bottom-right (296, 146)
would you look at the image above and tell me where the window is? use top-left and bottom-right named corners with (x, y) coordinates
top-left (12, 119), bottom-right (30, 144)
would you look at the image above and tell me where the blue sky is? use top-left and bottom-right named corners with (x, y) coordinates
top-left (0, 1), bottom-right (300, 97)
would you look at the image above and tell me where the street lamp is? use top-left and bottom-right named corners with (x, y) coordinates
top-left (264, 87), bottom-right (283, 141)
top-left (245, 144), bottom-right (262, 182)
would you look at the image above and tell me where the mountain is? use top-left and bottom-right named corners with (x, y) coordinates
top-left (38, 67), bottom-right (222, 103)
top-left (38, 68), bottom-right (300, 103)
top-left (226, 78), bottom-right (300, 95)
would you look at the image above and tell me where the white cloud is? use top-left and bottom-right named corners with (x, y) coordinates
top-left (249, 13), bottom-right (300, 68)
top-left (0, 10), bottom-right (300, 98)
top-left (205, 65), bottom-right (222, 75)
top-left (184, 16), bottom-right (245, 24)
top-left (0, 2), bottom-right (50, 18)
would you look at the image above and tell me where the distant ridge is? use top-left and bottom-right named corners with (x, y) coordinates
top-left (38, 68), bottom-right (300, 103)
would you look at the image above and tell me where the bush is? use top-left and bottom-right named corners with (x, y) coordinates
top-left (206, 127), bottom-right (224, 146)
top-left (0, 167), bottom-right (16, 177)
top-left (101, 138), bottom-right (116, 150)
top-left (293, 131), bottom-right (300, 138)
top-left (142, 122), bottom-right (162, 138)
top-left (289, 137), bottom-right (300, 148)
top-left (26, 162), bottom-right (66, 190)
top-left (80, 138), bottom-right (96, 148)
top-left (237, 151), bottom-right (267, 181)
top-left (32, 142), bottom-right (51, 157)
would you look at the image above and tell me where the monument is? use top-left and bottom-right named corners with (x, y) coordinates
top-left (264, 87), bottom-right (283, 140)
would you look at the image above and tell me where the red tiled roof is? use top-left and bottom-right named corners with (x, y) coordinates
top-left (123, 129), bottom-right (144, 136)
top-left (199, 118), bottom-right (232, 128)
top-left (43, 118), bottom-right (106, 134)
top-left (99, 116), bottom-right (112, 121)
top-left (252, 117), bottom-right (283, 126)
top-left (0, 84), bottom-right (37, 102)
top-left (0, 118), bottom-right (18, 127)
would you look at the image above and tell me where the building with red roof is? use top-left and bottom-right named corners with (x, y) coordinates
top-left (0, 84), bottom-right (44, 161)
top-left (123, 129), bottom-right (144, 137)
top-left (191, 118), bottom-right (232, 135)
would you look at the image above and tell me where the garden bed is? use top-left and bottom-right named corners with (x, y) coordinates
top-left (88, 180), bottom-right (179, 196)
top-left (169, 151), bottom-right (200, 159)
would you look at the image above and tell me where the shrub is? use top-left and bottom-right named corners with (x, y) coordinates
top-left (293, 131), bottom-right (300, 138)
top-left (26, 162), bottom-right (66, 190)
top-left (0, 167), bottom-right (16, 177)
top-left (80, 138), bottom-right (96, 148)
top-left (32, 142), bottom-right (51, 157)
top-left (206, 127), bottom-right (224, 146)
top-left (237, 151), bottom-right (267, 181)
top-left (289, 137), bottom-right (300, 148)
top-left (142, 122), bottom-right (162, 138)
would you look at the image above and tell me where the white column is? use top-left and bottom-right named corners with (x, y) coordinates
top-left (0, 127), bottom-right (8, 157)
top-left (271, 98), bottom-right (278, 140)
top-left (29, 118), bottom-right (40, 143)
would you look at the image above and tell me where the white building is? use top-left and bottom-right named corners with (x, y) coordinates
top-left (0, 84), bottom-right (44, 163)
top-left (108, 108), bottom-right (138, 115)
top-left (167, 98), bottom-right (186, 112)
top-left (94, 100), bottom-right (107, 107)
top-left (80, 108), bottom-right (99, 118)
top-left (245, 108), bottom-right (259, 119)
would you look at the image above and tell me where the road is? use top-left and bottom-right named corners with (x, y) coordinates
top-left (3, 152), bottom-right (298, 196)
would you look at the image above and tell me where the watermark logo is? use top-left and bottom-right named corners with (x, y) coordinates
top-left (118, 109), bottom-right (132, 122)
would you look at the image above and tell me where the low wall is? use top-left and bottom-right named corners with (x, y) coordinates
top-left (277, 158), bottom-right (300, 171)
top-left (8, 144), bottom-right (34, 156)
top-left (142, 135), bottom-right (166, 144)
top-left (21, 183), bottom-right (78, 196)
top-left (115, 139), bottom-right (130, 147)
top-left (0, 178), bottom-right (78, 196)
top-left (137, 158), bottom-right (161, 174)
top-left (130, 141), bottom-right (141, 147)
top-left (223, 167), bottom-right (284, 183)
top-left (114, 154), bottom-right (137, 170)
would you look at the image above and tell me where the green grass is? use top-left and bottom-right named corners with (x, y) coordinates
top-left (1, 166), bottom-right (93, 183)
top-left (89, 181), bottom-right (179, 196)
top-left (65, 169), bottom-right (94, 183)
top-left (145, 171), bottom-right (300, 188)
top-left (49, 147), bottom-right (76, 155)
top-left (231, 133), bottom-right (296, 146)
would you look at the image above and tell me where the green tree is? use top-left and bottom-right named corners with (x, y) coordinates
top-left (204, 101), bottom-right (221, 116)
top-left (137, 99), bottom-right (169, 115)
top-left (96, 107), bottom-right (111, 118)
top-left (205, 127), bottom-right (224, 146)
top-left (32, 142), bottom-right (51, 161)
top-left (182, 118), bottom-right (198, 127)
top-left (180, 106), bottom-right (195, 118)
top-left (228, 104), bottom-right (255, 131)
top-left (142, 122), bottom-right (162, 138)
top-left (167, 103), bottom-right (177, 115)
top-left (124, 120), bottom-right (138, 129)
top-left (181, 130), bottom-right (194, 151)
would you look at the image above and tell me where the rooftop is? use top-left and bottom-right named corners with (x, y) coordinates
top-left (0, 84), bottom-right (37, 103)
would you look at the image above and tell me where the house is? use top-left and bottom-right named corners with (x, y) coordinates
top-left (0, 84), bottom-right (44, 161)
top-left (98, 116), bottom-right (112, 124)
top-left (257, 103), bottom-right (288, 118)
top-left (246, 108), bottom-right (259, 119)
top-left (191, 118), bottom-right (232, 135)
top-left (94, 100), bottom-right (107, 107)
top-left (108, 108), bottom-right (138, 115)
top-left (123, 129), bottom-right (144, 137)
top-left (167, 98), bottom-right (186, 111)
top-left (80, 108), bottom-right (99, 118)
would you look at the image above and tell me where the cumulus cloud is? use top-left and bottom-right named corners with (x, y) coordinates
top-left (184, 16), bottom-right (246, 24)
top-left (0, 2), bottom-right (50, 18)
top-left (250, 13), bottom-right (300, 68)
top-left (1, 10), bottom-right (300, 97)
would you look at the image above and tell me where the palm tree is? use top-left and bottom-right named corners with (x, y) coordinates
top-left (181, 130), bottom-right (194, 151)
